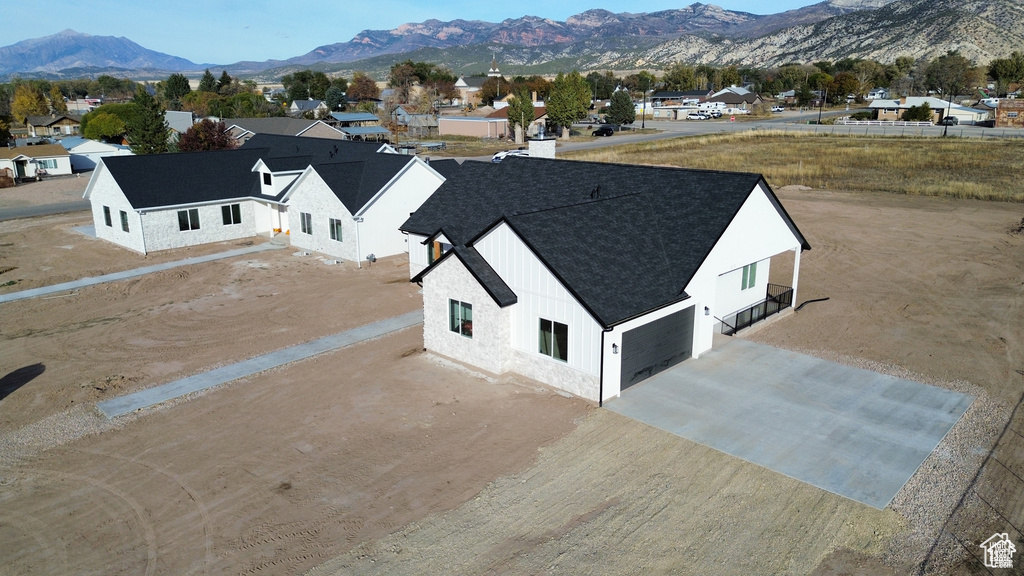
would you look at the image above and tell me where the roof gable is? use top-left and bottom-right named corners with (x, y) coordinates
top-left (407, 158), bottom-right (808, 327)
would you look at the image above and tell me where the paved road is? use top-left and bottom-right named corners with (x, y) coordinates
top-left (0, 200), bottom-right (91, 221)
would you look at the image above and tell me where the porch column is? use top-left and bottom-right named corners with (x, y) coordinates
top-left (791, 247), bottom-right (801, 308)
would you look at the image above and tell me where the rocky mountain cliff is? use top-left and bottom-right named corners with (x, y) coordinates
top-left (0, 29), bottom-right (203, 75)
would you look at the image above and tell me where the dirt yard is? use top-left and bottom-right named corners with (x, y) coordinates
top-left (1, 178), bottom-right (1022, 575)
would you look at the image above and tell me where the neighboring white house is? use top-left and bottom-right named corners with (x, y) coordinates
top-left (401, 158), bottom-right (810, 404)
top-left (0, 143), bottom-right (73, 180)
top-left (59, 137), bottom-right (133, 172)
top-left (84, 134), bottom-right (443, 258)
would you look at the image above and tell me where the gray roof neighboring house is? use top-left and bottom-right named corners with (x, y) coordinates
top-left (291, 99), bottom-right (325, 111)
top-left (405, 158), bottom-right (809, 327)
top-left (223, 117), bottom-right (336, 138)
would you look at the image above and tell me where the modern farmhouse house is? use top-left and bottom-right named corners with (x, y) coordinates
top-left (84, 134), bottom-right (445, 258)
top-left (402, 158), bottom-right (810, 403)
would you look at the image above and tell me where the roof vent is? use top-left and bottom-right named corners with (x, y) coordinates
top-left (590, 185), bottom-right (600, 199)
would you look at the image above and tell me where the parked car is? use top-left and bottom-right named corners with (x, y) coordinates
top-left (708, 110), bottom-right (722, 118)
top-left (939, 116), bottom-right (959, 126)
top-left (491, 149), bottom-right (529, 163)
top-left (594, 125), bottom-right (615, 137)
top-left (771, 105), bottom-right (785, 113)
top-left (686, 112), bottom-right (707, 120)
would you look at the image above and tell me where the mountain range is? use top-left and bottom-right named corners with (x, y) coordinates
top-left (1, 0), bottom-right (1020, 80)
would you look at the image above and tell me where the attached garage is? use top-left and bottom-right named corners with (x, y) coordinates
top-left (620, 306), bottom-right (694, 391)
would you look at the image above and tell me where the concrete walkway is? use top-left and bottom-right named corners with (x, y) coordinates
top-left (0, 242), bottom-right (284, 304)
top-left (97, 310), bottom-right (424, 418)
top-left (605, 338), bottom-right (974, 509)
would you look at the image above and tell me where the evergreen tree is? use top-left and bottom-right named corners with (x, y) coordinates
top-left (606, 89), bottom-right (636, 126)
top-left (217, 71), bottom-right (233, 93)
top-left (164, 73), bottom-right (192, 102)
top-left (198, 69), bottom-right (217, 92)
top-left (127, 86), bottom-right (169, 155)
top-left (324, 86), bottom-right (346, 111)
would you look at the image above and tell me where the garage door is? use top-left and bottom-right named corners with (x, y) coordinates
top-left (620, 306), bottom-right (694, 391)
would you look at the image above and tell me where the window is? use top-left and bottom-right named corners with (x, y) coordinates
top-left (539, 319), bottom-right (568, 362)
top-left (449, 299), bottom-right (473, 338)
top-left (177, 208), bottom-right (200, 231)
top-left (741, 262), bottom-right (757, 290)
top-left (38, 158), bottom-right (58, 170)
top-left (427, 240), bottom-right (452, 264)
top-left (300, 212), bottom-right (312, 235)
top-left (103, 206), bottom-right (112, 227)
top-left (222, 203), bottom-right (241, 225)
top-left (1009, 112), bottom-right (1019, 119)
top-left (263, 172), bottom-right (272, 186)
top-left (120, 210), bottom-right (129, 232)
top-left (329, 218), bottom-right (343, 241)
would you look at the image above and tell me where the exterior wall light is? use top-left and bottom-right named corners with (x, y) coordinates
top-left (705, 306), bottom-right (710, 316)
top-left (612, 343), bottom-right (619, 354)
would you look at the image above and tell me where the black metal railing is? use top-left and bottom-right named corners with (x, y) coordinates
top-left (720, 283), bottom-right (794, 335)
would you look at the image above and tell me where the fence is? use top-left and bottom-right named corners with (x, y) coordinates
top-left (719, 283), bottom-right (793, 335)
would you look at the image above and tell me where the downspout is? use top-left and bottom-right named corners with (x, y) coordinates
top-left (354, 216), bottom-right (363, 269)
top-left (139, 211), bottom-right (148, 255)
top-left (599, 327), bottom-right (611, 407)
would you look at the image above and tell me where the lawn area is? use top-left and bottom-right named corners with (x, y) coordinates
top-left (562, 131), bottom-right (1024, 202)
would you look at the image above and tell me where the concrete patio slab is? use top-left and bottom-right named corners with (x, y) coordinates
top-left (97, 310), bottom-right (424, 419)
top-left (0, 242), bottom-right (284, 304)
top-left (604, 338), bottom-right (973, 509)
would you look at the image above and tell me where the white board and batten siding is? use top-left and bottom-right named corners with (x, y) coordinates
top-left (356, 160), bottom-right (445, 261)
top-left (474, 222), bottom-right (602, 400)
top-left (685, 182), bottom-right (804, 356)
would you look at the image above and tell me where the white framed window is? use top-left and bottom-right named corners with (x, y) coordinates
top-left (120, 210), bottom-right (129, 232)
top-left (300, 212), bottom-right (312, 234)
top-left (222, 203), bottom-right (241, 225)
top-left (177, 208), bottom-right (200, 231)
top-left (37, 158), bottom-right (58, 170)
top-left (329, 218), bottom-right (343, 241)
top-left (741, 262), bottom-right (758, 290)
top-left (103, 206), bottom-right (112, 227)
top-left (539, 318), bottom-right (568, 362)
top-left (449, 299), bottom-right (473, 338)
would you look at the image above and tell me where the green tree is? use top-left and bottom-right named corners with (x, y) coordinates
top-left (662, 63), bottom-right (697, 91)
top-left (81, 112), bottom-right (127, 141)
top-left (198, 69), bottom-right (217, 92)
top-left (831, 72), bottom-right (861, 102)
top-left (606, 89), bottom-right (635, 126)
top-left (902, 102), bottom-right (932, 122)
top-left (925, 51), bottom-right (973, 99)
top-left (11, 84), bottom-right (49, 124)
top-left (49, 85), bottom-right (68, 114)
top-left (81, 102), bottom-right (144, 135)
top-left (325, 86), bottom-right (346, 111)
top-left (89, 76), bottom-right (138, 100)
top-left (988, 52), bottom-right (1024, 96)
top-left (506, 89), bottom-right (535, 144)
top-left (127, 86), bottom-right (169, 154)
top-left (0, 117), bottom-right (11, 146)
top-left (217, 71), bottom-right (233, 93)
top-left (720, 65), bottom-right (742, 88)
top-left (546, 71), bottom-right (590, 139)
top-left (177, 119), bottom-right (235, 152)
top-left (163, 73), bottom-right (191, 108)
top-left (388, 62), bottom-right (418, 103)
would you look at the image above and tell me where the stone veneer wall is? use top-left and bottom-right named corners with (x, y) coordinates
top-left (423, 255), bottom-right (511, 375)
top-left (508, 349), bottom-right (600, 401)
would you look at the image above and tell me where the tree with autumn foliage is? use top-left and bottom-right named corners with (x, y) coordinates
top-left (177, 119), bottom-right (236, 152)
top-left (347, 72), bottom-right (380, 102)
top-left (11, 84), bottom-right (49, 124)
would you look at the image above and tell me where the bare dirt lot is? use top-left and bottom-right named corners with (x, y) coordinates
top-left (1, 180), bottom-right (1022, 575)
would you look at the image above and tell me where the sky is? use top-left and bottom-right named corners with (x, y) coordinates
top-left (1, 1), bottom-right (821, 65)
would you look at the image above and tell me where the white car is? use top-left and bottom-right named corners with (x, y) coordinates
top-left (771, 105), bottom-right (785, 113)
top-left (491, 149), bottom-right (529, 163)
top-left (686, 112), bottom-right (707, 120)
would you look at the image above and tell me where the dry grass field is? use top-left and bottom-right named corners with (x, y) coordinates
top-left (564, 132), bottom-right (1024, 202)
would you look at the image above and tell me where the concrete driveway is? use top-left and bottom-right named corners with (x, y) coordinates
top-left (604, 339), bottom-right (973, 509)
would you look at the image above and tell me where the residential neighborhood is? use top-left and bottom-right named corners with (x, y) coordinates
top-left (2, 3), bottom-right (1024, 576)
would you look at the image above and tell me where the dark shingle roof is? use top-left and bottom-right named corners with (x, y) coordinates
top-left (101, 147), bottom-right (271, 209)
top-left (223, 117), bottom-right (321, 136)
top-left (101, 134), bottom-right (412, 211)
top-left (310, 153), bottom-right (414, 214)
top-left (416, 245), bottom-right (517, 307)
top-left (404, 157), bottom-right (809, 327)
